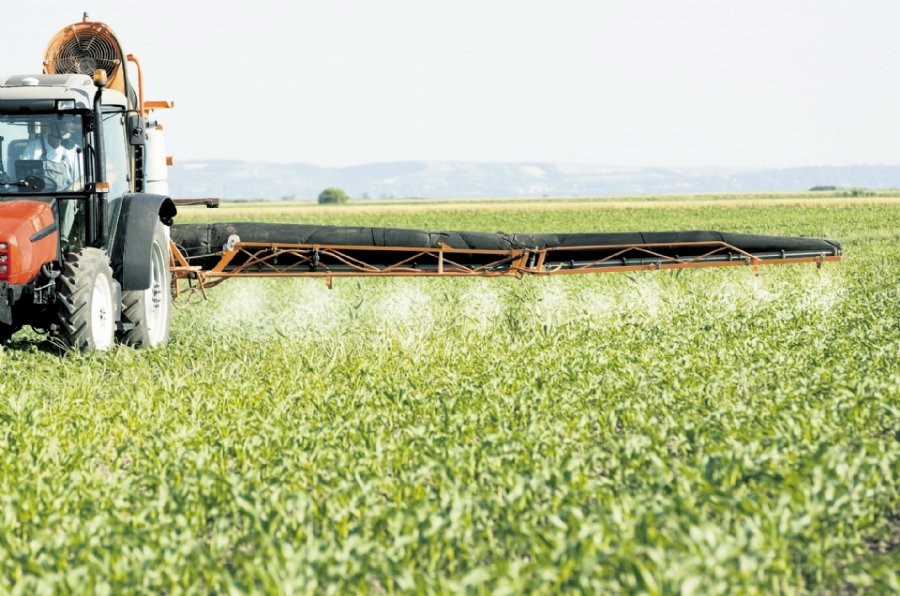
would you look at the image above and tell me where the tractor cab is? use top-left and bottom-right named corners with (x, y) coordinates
top-left (0, 73), bottom-right (134, 253)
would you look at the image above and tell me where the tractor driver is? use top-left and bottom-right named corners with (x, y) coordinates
top-left (19, 117), bottom-right (81, 240)
top-left (20, 118), bottom-right (76, 191)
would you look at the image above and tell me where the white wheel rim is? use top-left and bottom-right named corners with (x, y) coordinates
top-left (143, 240), bottom-right (170, 346)
top-left (91, 272), bottom-right (114, 350)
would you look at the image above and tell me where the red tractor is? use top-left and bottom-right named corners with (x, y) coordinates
top-left (0, 15), bottom-right (174, 350)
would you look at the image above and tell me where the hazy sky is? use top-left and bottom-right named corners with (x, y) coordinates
top-left (7, 1), bottom-right (899, 168)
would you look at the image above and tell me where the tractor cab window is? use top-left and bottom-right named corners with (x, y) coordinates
top-left (0, 113), bottom-right (86, 193)
top-left (100, 110), bottom-right (131, 252)
top-left (102, 111), bottom-right (130, 200)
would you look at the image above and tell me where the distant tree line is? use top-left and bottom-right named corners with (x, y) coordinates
top-left (809, 186), bottom-right (876, 197)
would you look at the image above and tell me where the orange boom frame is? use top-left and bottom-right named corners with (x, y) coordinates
top-left (168, 234), bottom-right (842, 300)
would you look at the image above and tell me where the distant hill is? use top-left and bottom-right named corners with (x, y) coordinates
top-left (167, 161), bottom-right (900, 200)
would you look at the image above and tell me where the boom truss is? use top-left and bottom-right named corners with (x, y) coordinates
top-left (167, 223), bottom-right (842, 300)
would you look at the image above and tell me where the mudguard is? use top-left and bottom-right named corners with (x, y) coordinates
top-left (111, 193), bottom-right (176, 291)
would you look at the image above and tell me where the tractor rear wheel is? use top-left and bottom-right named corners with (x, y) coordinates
top-left (55, 248), bottom-right (116, 351)
top-left (117, 221), bottom-right (171, 348)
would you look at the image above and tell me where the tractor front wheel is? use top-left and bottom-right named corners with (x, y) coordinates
top-left (55, 248), bottom-right (116, 351)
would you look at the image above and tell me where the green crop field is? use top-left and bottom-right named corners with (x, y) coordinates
top-left (1, 194), bottom-right (898, 593)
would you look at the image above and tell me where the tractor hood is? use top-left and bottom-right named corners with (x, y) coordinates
top-left (0, 200), bottom-right (58, 285)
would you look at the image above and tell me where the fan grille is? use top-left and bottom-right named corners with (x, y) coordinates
top-left (48, 27), bottom-right (120, 78)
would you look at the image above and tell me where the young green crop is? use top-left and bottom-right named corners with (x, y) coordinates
top-left (0, 195), bottom-right (897, 592)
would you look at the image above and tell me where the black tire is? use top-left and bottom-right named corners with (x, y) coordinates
top-left (55, 248), bottom-right (116, 351)
top-left (0, 323), bottom-right (18, 344)
top-left (117, 221), bottom-right (171, 348)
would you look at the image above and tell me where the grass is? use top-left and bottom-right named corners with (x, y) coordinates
top-left (0, 193), bottom-right (898, 592)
